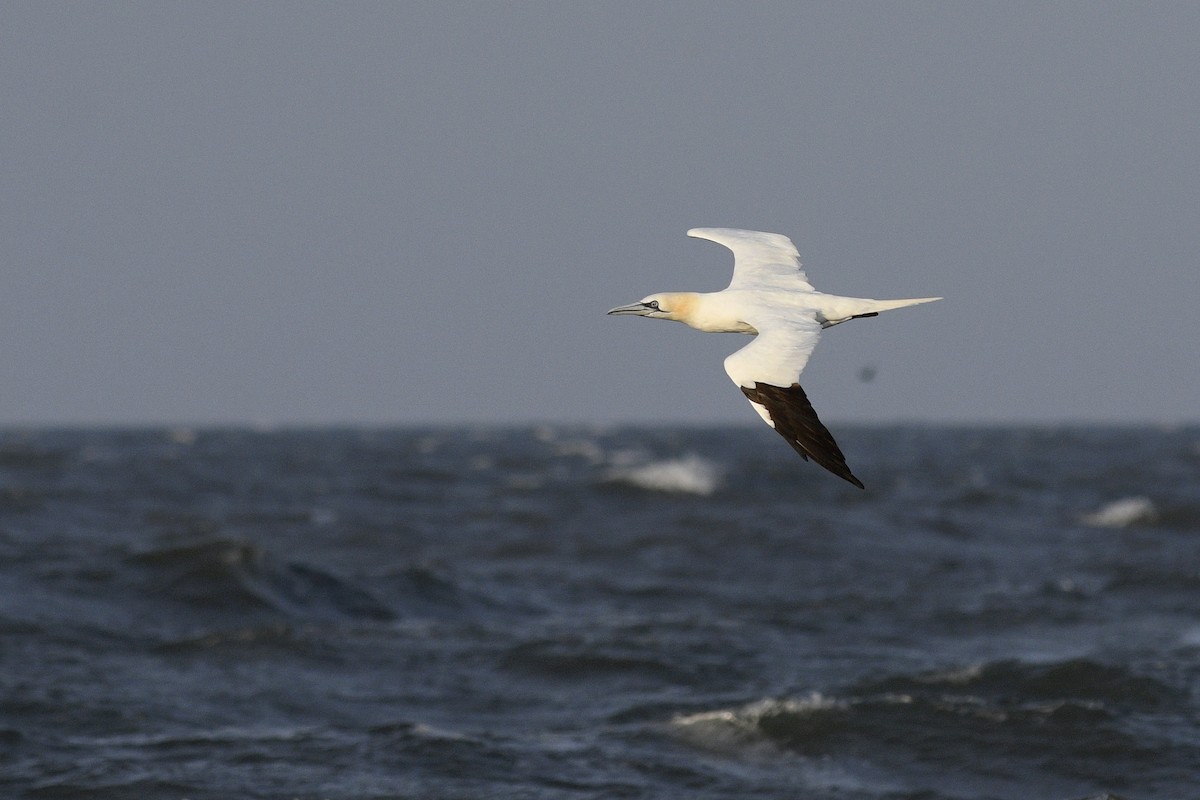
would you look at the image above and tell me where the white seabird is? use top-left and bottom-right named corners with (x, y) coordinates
top-left (608, 228), bottom-right (942, 488)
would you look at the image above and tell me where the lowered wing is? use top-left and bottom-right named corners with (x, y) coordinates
top-left (722, 313), bottom-right (863, 488)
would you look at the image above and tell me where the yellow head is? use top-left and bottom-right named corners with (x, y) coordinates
top-left (606, 292), bottom-right (698, 324)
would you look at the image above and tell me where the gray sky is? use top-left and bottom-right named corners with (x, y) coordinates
top-left (2, 2), bottom-right (1198, 426)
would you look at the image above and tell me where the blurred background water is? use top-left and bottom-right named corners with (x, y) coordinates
top-left (1, 426), bottom-right (1197, 799)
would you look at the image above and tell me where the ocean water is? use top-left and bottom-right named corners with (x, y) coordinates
top-left (1, 425), bottom-right (1198, 800)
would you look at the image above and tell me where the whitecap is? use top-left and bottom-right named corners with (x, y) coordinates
top-left (1080, 496), bottom-right (1158, 528)
top-left (669, 707), bottom-right (765, 751)
top-left (552, 438), bottom-right (605, 463)
top-left (606, 454), bottom-right (720, 495)
top-left (669, 694), bottom-right (845, 754)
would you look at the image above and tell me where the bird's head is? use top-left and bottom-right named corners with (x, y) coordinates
top-left (607, 292), bottom-right (696, 323)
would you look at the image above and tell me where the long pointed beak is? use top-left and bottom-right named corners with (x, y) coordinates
top-left (607, 301), bottom-right (652, 316)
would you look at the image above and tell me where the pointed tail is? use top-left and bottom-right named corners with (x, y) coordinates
top-left (820, 295), bottom-right (942, 328)
top-left (864, 296), bottom-right (943, 314)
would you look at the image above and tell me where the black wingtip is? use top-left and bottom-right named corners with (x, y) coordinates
top-left (741, 382), bottom-right (865, 489)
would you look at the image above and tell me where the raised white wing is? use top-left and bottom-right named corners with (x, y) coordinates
top-left (687, 228), bottom-right (814, 292)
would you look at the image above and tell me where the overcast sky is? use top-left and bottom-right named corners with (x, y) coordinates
top-left (2, 3), bottom-right (1197, 426)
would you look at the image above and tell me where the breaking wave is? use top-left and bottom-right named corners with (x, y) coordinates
top-left (668, 657), bottom-right (1181, 796)
top-left (604, 455), bottom-right (721, 495)
top-left (1081, 496), bottom-right (1159, 528)
top-left (670, 694), bottom-right (845, 754)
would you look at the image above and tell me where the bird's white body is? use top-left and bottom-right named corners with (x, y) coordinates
top-left (608, 228), bottom-right (942, 488)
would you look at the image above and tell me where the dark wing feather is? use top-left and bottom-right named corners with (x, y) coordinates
top-left (741, 382), bottom-right (864, 489)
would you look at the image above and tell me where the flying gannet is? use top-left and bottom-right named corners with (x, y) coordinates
top-left (608, 228), bottom-right (941, 488)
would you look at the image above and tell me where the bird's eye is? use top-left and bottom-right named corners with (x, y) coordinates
top-left (646, 300), bottom-right (660, 310)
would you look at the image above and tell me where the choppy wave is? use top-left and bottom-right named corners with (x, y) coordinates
top-left (1079, 496), bottom-right (1200, 531)
top-left (1081, 496), bottom-right (1159, 528)
top-left (857, 657), bottom-right (1180, 707)
top-left (669, 657), bottom-right (1180, 796)
top-left (155, 623), bottom-right (313, 654)
top-left (5, 426), bottom-right (1200, 799)
top-left (128, 538), bottom-right (394, 621)
top-left (604, 455), bottom-right (721, 495)
top-left (670, 694), bottom-right (845, 754)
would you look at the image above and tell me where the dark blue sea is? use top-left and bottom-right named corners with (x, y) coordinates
top-left (1, 426), bottom-right (1198, 800)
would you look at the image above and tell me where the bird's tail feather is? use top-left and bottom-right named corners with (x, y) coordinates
top-left (863, 296), bottom-right (943, 314)
top-left (818, 295), bottom-right (941, 328)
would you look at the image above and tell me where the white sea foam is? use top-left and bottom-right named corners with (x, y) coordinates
top-left (552, 438), bottom-right (605, 463)
top-left (669, 695), bottom-right (844, 753)
top-left (1080, 496), bottom-right (1158, 528)
top-left (669, 707), bottom-right (766, 751)
top-left (606, 454), bottom-right (720, 495)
